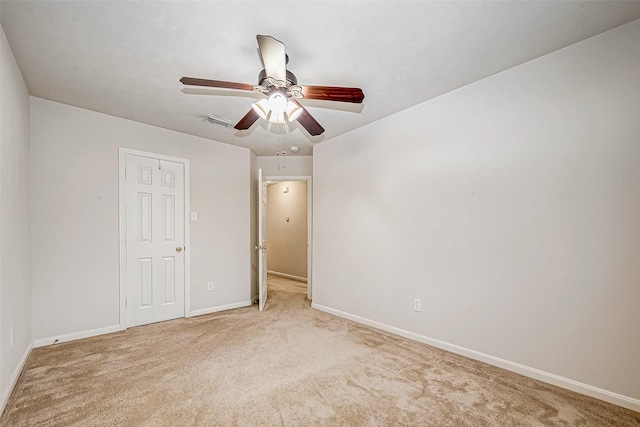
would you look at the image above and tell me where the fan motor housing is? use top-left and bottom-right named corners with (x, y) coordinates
top-left (258, 69), bottom-right (298, 89)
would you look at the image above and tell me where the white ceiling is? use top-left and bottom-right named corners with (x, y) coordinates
top-left (2, 1), bottom-right (640, 156)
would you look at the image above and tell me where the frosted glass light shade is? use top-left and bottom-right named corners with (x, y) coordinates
top-left (252, 99), bottom-right (270, 120)
top-left (285, 101), bottom-right (303, 122)
top-left (268, 112), bottom-right (286, 124)
top-left (268, 93), bottom-right (288, 114)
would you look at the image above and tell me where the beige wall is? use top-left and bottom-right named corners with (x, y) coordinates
top-left (30, 97), bottom-right (252, 341)
top-left (312, 20), bottom-right (640, 407)
top-left (257, 156), bottom-right (312, 177)
top-left (0, 25), bottom-right (32, 409)
top-left (266, 181), bottom-right (308, 280)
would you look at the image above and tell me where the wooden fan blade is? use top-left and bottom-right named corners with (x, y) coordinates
top-left (234, 108), bottom-right (260, 130)
top-left (291, 100), bottom-right (325, 136)
top-left (257, 35), bottom-right (286, 81)
top-left (300, 85), bottom-right (364, 103)
top-left (180, 77), bottom-right (254, 91)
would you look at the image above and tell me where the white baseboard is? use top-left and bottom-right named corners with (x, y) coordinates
top-left (267, 270), bottom-right (307, 283)
top-left (188, 300), bottom-right (252, 317)
top-left (33, 325), bottom-right (121, 348)
top-left (1, 342), bottom-right (34, 415)
top-left (311, 303), bottom-right (640, 413)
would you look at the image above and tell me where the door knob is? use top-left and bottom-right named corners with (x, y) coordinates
top-left (176, 247), bottom-right (183, 253)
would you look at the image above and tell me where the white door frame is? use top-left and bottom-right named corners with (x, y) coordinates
top-left (258, 169), bottom-right (267, 311)
top-left (264, 175), bottom-right (313, 299)
top-left (118, 147), bottom-right (191, 329)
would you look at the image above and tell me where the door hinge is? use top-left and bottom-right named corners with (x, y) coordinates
top-left (125, 297), bottom-right (128, 307)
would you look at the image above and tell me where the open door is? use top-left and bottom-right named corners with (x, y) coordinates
top-left (258, 169), bottom-right (268, 311)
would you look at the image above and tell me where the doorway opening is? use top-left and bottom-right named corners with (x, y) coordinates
top-left (263, 175), bottom-right (312, 302)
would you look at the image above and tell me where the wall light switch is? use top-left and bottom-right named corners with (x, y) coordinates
top-left (191, 212), bottom-right (198, 221)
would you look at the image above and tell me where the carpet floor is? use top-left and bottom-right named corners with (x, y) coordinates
top-left (1, 275), bottom-right (638, 426)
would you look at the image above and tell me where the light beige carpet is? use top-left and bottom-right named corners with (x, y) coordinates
top-left (1, 275), bottom-right (638, 426)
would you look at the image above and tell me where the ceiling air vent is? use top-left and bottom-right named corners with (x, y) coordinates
top-left (204, 114), bottom-right (237, 128)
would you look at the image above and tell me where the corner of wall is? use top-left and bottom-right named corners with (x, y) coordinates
top-left (0, 23), bottom-right (33, 416)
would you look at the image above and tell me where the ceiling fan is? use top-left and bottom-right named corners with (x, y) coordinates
top-left (180, 35), bottom-right (364, 136)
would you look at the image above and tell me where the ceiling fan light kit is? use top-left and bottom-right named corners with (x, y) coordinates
top-left (252, 93), bottom-right (304, 124)
top-left (180, 35), bottom-right (364, 136)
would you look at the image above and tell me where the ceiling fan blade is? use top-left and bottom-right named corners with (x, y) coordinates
top-left (300, 85), bottom-right (365, 103)
top-left (291, 100), bottom-right (325, 136)
top-left (257, 35), bottom-right (286, 82)
top-left (180, 77), bottom-right (254, 91)
top-left (234, 109), bottom-right (260, 130)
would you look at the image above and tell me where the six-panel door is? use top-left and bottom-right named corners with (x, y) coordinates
top-left (126, 154), bottom-right (185, 327)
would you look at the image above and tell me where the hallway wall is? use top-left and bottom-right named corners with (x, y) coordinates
top-left (266, 181), bottom-right (308, 280)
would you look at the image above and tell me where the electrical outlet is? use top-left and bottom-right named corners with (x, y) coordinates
top-left (207, 282), bottom-right (214, 291)
top-left (413, 298), bottom-right (422, 312)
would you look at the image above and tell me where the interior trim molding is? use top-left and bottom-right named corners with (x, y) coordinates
top-left (33, 325), bottom-right (121, 348)
top-left (188, 301), bottom-right (252, 318)
top-left (0, 342), bottom-right (33, 415)
top-left (311, 303), bottom-right (640, 413)
top-left (267, 270), bottom-right (308, 283)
